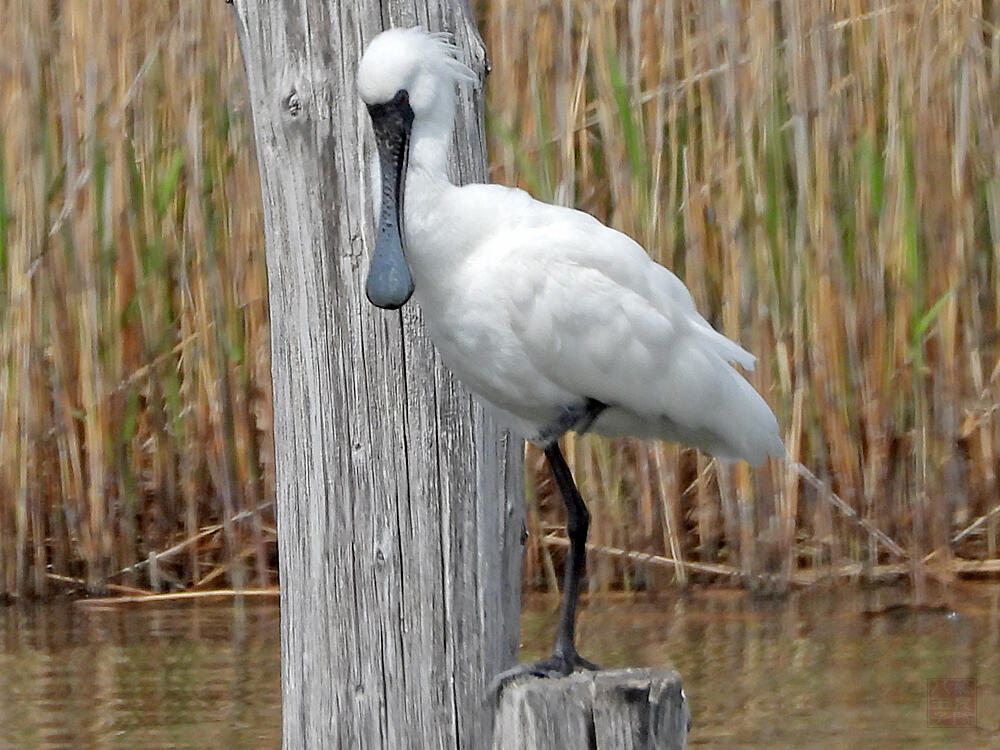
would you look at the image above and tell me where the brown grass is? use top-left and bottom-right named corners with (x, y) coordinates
top-left (2, 0), bottom-right (1000, 599)
top-left (0, 1), bottom-right (273, 597)
top-left (485, 0), bottom-right (1000, 595)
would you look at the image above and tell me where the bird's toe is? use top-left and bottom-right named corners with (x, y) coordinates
top-left (488, 651), bottom-right (602, 702)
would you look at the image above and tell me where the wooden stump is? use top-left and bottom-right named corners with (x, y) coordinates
top-left (493, 669), bottom-right (690, 749)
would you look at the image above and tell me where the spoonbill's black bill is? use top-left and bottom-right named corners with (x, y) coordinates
top-left (358, 26), bottom-right (785, 690)
top-left (366, 90), bottom-right (415, 309)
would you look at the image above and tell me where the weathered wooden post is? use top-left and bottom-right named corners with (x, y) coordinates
top-left (494, 670), bottom-right (691, 749)
top-left (228, 1), bottom-right (523, 747)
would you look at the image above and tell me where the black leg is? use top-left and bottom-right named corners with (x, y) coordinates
top-left (544, 442), bottom-right (597, 666)
top-left (490, 438), bottom-right (600, 697)
top-left (534, 397), bottom-right (607, 445)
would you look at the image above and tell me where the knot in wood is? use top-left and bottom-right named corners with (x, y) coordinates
top-left (284, 89), bottom-right (302, 117)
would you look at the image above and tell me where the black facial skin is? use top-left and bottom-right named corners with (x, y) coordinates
top-left (366, 89), bottom-right (415, 310)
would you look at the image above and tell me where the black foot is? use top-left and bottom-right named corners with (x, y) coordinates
top-left (489, 651), bottom-right (601, 699)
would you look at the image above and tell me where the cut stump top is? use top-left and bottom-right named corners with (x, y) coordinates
top-left (493, 668), bottom-right (690, 750)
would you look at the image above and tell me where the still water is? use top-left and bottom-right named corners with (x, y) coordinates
top-left (0, 586), bottom-right (997, 748)
top-left (0, 596), bottom-right (281, 749)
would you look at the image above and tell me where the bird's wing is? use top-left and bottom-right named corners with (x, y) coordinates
top-left (479, 205), bottom-right (782, 463)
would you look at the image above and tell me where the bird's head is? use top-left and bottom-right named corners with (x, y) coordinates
top-left (358, 28), bottom-right (475, 124)
top-left (357, 28), bottom-right (476, 310)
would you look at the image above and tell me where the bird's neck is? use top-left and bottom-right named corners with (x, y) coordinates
top-left (406, 128), bottom-right (451, 190)
top-left (403, 130), bottom-right (452, 247)
top-left (406, 108), bottom-right (455, 185)
top-left (400, 118), bottom-right (462, 293)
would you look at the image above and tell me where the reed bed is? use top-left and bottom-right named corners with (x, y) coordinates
top-left (0, 1), bottom-right (273, 598)
top-left (2, 0), bottom-right (1000, 599)
top-left (485, 0), bottom-right (1000, 595)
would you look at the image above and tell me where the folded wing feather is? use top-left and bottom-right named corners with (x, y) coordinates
top-left (500, 212), bottom-right (783, 464)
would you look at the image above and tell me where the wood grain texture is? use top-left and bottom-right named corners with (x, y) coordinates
top-left (494, 670), bottom-right (691, 750)
top-left (228, 1), bottom-right (524, 747)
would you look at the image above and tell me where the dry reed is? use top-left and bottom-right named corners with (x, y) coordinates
top-left (2, 0), bottom-right (1000, 599)
top-left (485, 0), bottom-right (1000, 594)
top-left (0, 0), bottom-right (273, 598)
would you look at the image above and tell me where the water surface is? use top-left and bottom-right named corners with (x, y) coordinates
top-left (534, 584), bottom-right (1000, 748)
top-left (1, 585), bottom-right (997, 748)
top-left (0, 597), bottom-right (281, 749)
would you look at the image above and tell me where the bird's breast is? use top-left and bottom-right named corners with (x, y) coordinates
top-left (412, 272), bottom-right (572, 432)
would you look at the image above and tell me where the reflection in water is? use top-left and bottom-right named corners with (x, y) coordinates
top-left (0, 586), bottom-right (998, 748)
top-left (522, 585), bottom-right (1000, 749)
top-left (0, 599), bottom-right (281, 749)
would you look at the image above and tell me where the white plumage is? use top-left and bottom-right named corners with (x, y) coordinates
top-left (357, 27), bottom-right (784, 466)
top-left (357, 25), bottom-right (785, 685)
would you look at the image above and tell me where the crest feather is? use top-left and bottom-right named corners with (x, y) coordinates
top-left (407, 27), bottom-right (477, 84)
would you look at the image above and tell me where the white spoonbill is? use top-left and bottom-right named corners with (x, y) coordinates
top-left (357, 27), bottom-right (785, 685)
